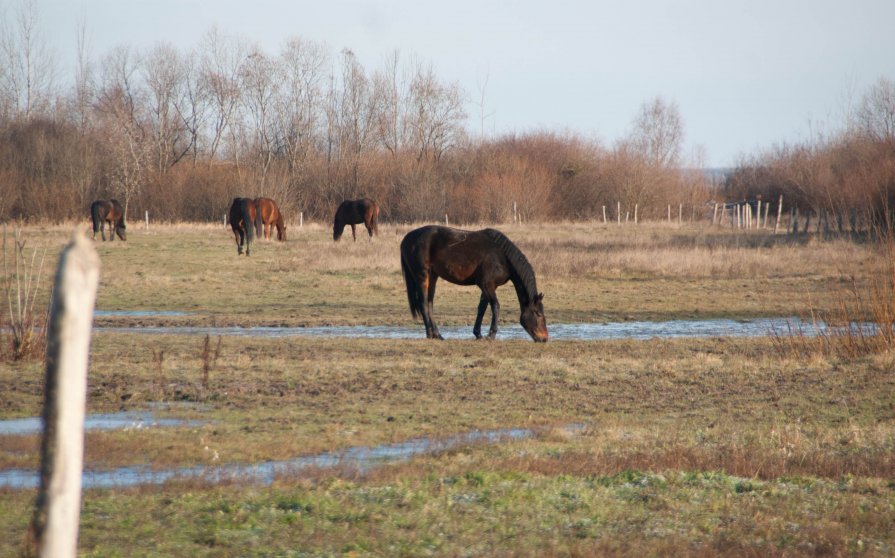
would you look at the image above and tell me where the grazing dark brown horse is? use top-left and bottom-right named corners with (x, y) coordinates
top-left (90, 199), bottom-right (127, 241)
top-left (333, 198), bottom-right (379, 241)
top-left (254, 197), bottom-right (287, 241)
top-left (228, 197), bottom-right (257, 256)
top-left (400, 225), bottom-right (548, 342)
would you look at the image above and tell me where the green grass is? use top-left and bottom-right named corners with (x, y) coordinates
top-left (1, 222), bottom-right (893, 556)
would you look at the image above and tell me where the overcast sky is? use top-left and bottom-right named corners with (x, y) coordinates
top-left (21, 0), bottom-right (895, 167)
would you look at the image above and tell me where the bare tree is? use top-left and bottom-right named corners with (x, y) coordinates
top-left (172, 49), bottom-right (209, 165)
top-left (857, 77), bottom-right (895, 144)
top-left (336, 48), bottom-right (377, 191)
top-left (372, 50), bottom-right (411, 158)
top-left (407, 63), bottom-right (467, 163)
top-left (629, 96), bottom-right (684, 168)
top-left (0, 0), bottom-right (56, 119)
top-left (143, 42), bottom-right (188, 171)
top-left (276, 37), bottom-right (327, 176)
top-left (199, 27), bottom-right (247, 164)
top-left (240, 46), bottom-right (279, 188)
top-left (95, 45), bottom-right (149, 216)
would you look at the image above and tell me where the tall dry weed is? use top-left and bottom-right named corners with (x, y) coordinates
top-left (773, 235), bottom-right (895, 359)
top-left (2, 228), bottom-right (49, 361)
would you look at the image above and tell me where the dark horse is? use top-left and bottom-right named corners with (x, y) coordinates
top-left (90, 199), bottom-right (127, 241)
top-left (400, 225), bottom-right (547, 342)
top-left (254, 197), bottom-right (287, 241)
top-left (333, 198), bottom-right (379, 241)
top-left (228, 197), bottom-right (257, 255)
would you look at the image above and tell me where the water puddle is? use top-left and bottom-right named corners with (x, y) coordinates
top-left (0, 409), bottom-right (206, 437)
top-left (0, 426), bottom-right (543, 490)
top-left (95, 317), bottom-right (843, 341)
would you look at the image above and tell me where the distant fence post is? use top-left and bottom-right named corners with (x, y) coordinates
top-left (513, 201), bottom-right (517, 224)
top-left (712, 203), bottom-right (719, 225)
top-left (299, 212), bottom-right (303, 228)
top-left (634, 204), bottom-right (638, 225)
top-left (617, 202), bottom-right (621, 225)
top-left (26, 234), bottom-right (100, 558)
top-left (445, 214), bottom-right (449, 227)
top-left (602, 205), bottom-right (607, 224)
top-left (667, 204), bottom-right (671, 223)
top-left (144, 211), bottom-right (149, 230)
top-left (678, 204), bottom-right (683, 225)
top-left (775, 196), bottom-right (783, 234)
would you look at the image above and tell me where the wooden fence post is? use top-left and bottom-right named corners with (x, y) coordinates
top-left (602, 205), bottom-right (607, 224)
top-left (617, 202), bottom-right (621, 225)
top-left (634, 204), bottom-right (639, 225)
top-left (775, 196), bottom-right (783, 234)
top-left (26, 234), bottom-right (100, 558)
top-left (299, 212), bottom-right (303, 228)
top-left (712, 203), bottom-right (719, 225)
top-left (144, 211), bottom-right (149, 230)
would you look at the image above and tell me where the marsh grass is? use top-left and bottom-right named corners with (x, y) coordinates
top-left (772, 235), bottom-right (895, 359)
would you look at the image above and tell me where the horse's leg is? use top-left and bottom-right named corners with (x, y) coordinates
top-left (486, 294), bottom-right (501, 339)
top-left (110, 222), bottom-right (116, 242)
top-left (350, 224), bottom-right (357, 241)
top-left (101, 221), bottom-right (107, 241)
top-left (366, 220), bottom-right (373, 241)
top-left (473, 293), bottom-right (489, 339)
top-left (236, 229), bottom-right (244, 255)
top-left (424, 273), bottom-right (443, 340)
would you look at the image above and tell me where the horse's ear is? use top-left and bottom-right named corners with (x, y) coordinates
top-left (536, 292), bottom-right (544, 303)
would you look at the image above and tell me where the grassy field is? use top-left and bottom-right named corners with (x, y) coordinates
top-left (1, 221), bottom-right (894, 556)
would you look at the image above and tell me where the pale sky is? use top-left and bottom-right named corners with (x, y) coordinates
top-left (20, 0), bottom-right (895, 167)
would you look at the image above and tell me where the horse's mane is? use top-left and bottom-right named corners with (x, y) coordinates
top-left (482, 228), bottom-right (538, 300)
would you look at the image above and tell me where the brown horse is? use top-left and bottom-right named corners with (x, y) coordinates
top-left (400, 225), bottom-right (548, 342)
top-left (90, 199), bottom-right (127, 241)
top-left (228, 197), bottom-right (257, 255)
top-left (333, 198), bottom-right (379, 241)
top-left (254, 197), bottom-right (287, 241)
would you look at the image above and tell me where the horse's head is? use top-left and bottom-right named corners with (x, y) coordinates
top-left (278, 225), bottom-right (287, 241)
top-left (333, 223), bottom-right (343, 241)
top-left (116, 223), bottom-right (127, 241)
top-left (520, 293), bottom-right (548, 342)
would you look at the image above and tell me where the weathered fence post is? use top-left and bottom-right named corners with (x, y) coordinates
top-left (617, 202), bottom-right (621, 225)
top-left (26, 233), bottom-right (100, 558)
top-left (634, 204), bottom-right (639, 225)
top-left (775, 196), bottom-right (783, 234)
top-left (602, 205), bottom-right (607, 224)
top-left (299, 212), bottom-right (303, 228)
top-left (667, 205), bottom-right (671, 223)
top-left (144, 211), bottom-right (149, 230)
top-left (513, 202), bottom-right (517, 224)
top-left (445, 214), bottom-right (449, 227)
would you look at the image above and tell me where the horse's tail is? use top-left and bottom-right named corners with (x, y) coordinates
top-left (90, 202), bottom-right (101, 236)
top-left (253, 201), bottom-right (263, 238)
top-left (241, 199), bottom-right (255, 245)
top-left (370, 202), bottom-right (380, 236)
top-left (400, 238), bottom-right (425, 320)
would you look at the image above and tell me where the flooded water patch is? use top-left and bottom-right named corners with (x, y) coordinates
top-left (0, 426), bottom-right (545, 490)
top-left (95, 317), bottom-right (845, 341)
top-left (0, 410), bottom-right (206, 437)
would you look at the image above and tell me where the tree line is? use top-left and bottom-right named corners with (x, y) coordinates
top-left (0, 2), bottom-right (892, 228)
top-left (722, 79), bottom-right (895, 234)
